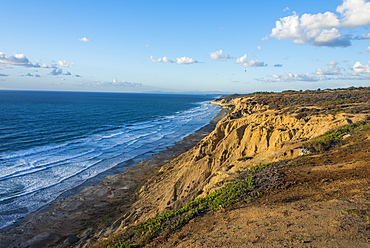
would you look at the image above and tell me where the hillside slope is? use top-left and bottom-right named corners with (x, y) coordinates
top-left (91, 88), bottom-right (370, 248)
top-left (147, 125), bottom-right (370, 247)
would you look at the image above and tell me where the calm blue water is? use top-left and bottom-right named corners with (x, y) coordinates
top-left (0, 90), bottom-right (220, 230)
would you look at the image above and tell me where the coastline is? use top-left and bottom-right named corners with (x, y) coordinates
top-left (0, 106), bottom-right (228, 248)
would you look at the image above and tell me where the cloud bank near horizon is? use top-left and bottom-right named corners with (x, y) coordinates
top-left (257, 60), bottom-right (370, 83)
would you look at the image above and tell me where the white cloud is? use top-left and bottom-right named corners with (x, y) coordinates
top-left (51, 68), bottom-right (63, 75)
top-left (0, 52), bottom-right (55, 68)
top-left (57, 60), bottom-right (74, 67)
top-left (101, 79), bottom-right (143, 87)
top-left (236, 54), bottom-right (267, 67)
top-left (259, 72), bottom-right (324, 82)
top-left (270, 14), bottom-right (349, 47)
top-left (336, 0), bottom-right (370, 27)
top-left (79, 37), bottom-right (91, 42)
top-left (361, 33), bottom-right (370, 39)
top-left (300, 12), bottom-right (340, 29)
top-left (150, 56), bottom-right (174, 63)
top-left (312, 28), bottom-right (342, 43)
top-left (271, 14), bottom-right (304, 43)
top-left (258, 60), bottom-right (370, 82)
top-left (316, 61), bottom-right (342, 75)
top-left (366, 46), bottom-right (370, 52)
top-left (150, 56), bottom-right (198, 64)
top-left (353, 61), bottom-right (370, 73)
top-left (257, 46), bottom-right (262, 50)
top-left (209, 50), bottom-right (231, 60)
top-left (269, 0), bottom-right (370, 47)
top-left (236, 54), bottom-right (248, 65)
top-left (176, 56), bottom-right (198, 64)
top-left (81, 79), bottom-right (144, 87)
top-left (22, 72), bottom-right (41, 77)
top-left (0, 53), bottom-right (34, 67)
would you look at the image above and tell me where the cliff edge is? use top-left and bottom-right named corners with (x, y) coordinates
top-left (2, 88), bottom-right (370, 248)
top-left (90, 88), bottom-right (370, 247)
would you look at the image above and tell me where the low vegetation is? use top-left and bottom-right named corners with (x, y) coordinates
top-left (302, 120), bottom-right (370, 153)
top-left (97, 121), bottom-right (370, 248)
top-left (91, 87), bottom-right (370, 248)
top-left (94, 163), bottom-right (271, 248)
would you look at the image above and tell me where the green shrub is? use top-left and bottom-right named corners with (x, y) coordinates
top-left (319, 99), bottom-right (359, 105)
top-left (303, 120), bottom-right (370, 153)
top-left (106, 163), bottom-right (270, 248)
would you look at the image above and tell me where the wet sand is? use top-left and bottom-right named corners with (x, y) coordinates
top-left (0, 107), bottom-right (228, 248)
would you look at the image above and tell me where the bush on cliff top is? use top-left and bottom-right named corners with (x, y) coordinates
top-left (303, 120), bottom-right (370, 153)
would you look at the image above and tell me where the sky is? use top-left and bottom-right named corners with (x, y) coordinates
top-left (0, 0), bottom-right (370, 94)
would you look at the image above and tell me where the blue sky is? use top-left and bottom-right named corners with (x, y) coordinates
top-left (0, 0), bottom-right (370, 93)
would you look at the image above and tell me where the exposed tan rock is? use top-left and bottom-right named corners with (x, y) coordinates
top-left (116, 93), bottom-right (369, 232)
top-left (4, 89), bottom-right (370, 247)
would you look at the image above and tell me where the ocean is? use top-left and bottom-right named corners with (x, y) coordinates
top-left (0, 90), bottom-right (220, 230)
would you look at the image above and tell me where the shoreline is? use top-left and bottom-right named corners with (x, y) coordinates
top-left (0, 106), bottom-right (228, 248)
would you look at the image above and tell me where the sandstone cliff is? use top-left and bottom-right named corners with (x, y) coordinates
top-left (92, 88), bottom-right (370, 247)
top-left (129, 91), bottom-right (368, 221)
top-left (3, 88), bottom-right (369, 248)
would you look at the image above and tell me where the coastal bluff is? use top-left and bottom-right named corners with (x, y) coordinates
top-left (2, 87), bottom-right (370, 247)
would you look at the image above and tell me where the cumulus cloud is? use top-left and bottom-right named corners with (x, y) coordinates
top-left (269, 0), bottom-right (370, 47)
top-left (353, 61), bottom-right (370, 73)
top-left (51, 68), bottom-right (63, 75)
top-left (261, 73), bottom-right (323, 82)
top-left (258, 60), bottom-right (370, 82)
top-left (176, 56), bottom-right (198, 64)
top-left (150, 56), bottom-right (174, 63)
top-left (0, 52), bottom-right (78, 77)
top-left (257, 46), bottom-right (262, 50)
top-left (209, 50), bottom-right (232, 60)
top-left (236, 54), bottom-right (267, 67)
top-left (50, 69), bottom-right (73, 76)
top-left (300, 12), bottom-right (340, 29)
top-left (0, 73), bottom-right (8, 77)
top-left (79, 37), bottom-right (91, 42)
top-left (336, 0), bottom-right (370, 27)
top-left (316, 61), bottom-right (342, 75)
top-left (0, 52), bottom-right (58, 69)
top-left (0, 52), bottom-right (51, 68)
top-left (57, 60), bottom-right (74, 67)
top-left (22, 73), bottom-right (41, 77)
top-left (150, 56), bottom-right (198, 64)
top-left (355, 33), bottom-right (370, 39)
top-left (366, 46), bottom-right (370, 52)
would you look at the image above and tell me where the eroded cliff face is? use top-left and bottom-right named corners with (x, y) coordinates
top-left (121, 94), bottom-right (368, 227)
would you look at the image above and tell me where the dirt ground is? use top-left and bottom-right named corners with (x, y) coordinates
top-left (146, 134), bottom-right (370, 248)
